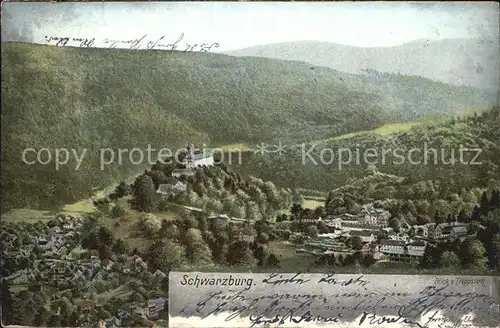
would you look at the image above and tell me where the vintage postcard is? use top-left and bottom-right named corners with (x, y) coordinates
top-left (1, 1), bottom-right (499, 328)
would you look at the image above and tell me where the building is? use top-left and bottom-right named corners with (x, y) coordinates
top-left (157, 178), bottom-right (187, 196)
top-left (147, 297), bottom-right (168, 319)
top-left (171, 168), bottom-right (196, 178)
top-left (428, 222), bottom-right (468, 240)
top-left (324, 217), bottom-right (342, 229)
top-left (376, 239), bottom-right (426, 262)
top-left (407, 241), bottom-right (426, 258)
top-left (184, 144), bottom-right (214, 168)
top-left (349, 230), bottom-right (376, 243)
top-left (441, 225), bottom-right (468, 240)
top-left (376, 239), bottom-right (406, 261)
top-left (360, 204), bottom-right (391, 228)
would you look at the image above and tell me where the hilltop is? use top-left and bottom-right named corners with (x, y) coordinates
top-left (1, 42), bottom-right (497, 210)
top-left (225, 38), bottom-right (500, 90)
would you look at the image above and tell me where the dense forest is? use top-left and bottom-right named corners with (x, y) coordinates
top-left (238, 107), bottom-right (500, 215)
top-left (1, 42), bottom-right (497, 211)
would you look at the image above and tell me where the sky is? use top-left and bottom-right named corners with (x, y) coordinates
top-left (1, 2), bottom-right (499, 52)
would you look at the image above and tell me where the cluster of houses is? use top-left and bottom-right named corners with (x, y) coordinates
top-left (2, 214), bottom-right (172, 328)
top-left (297, 204), bottom-right (469, 263)
top-left (92, 297), bottom-right (168, 328)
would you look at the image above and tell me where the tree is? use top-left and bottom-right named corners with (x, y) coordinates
top-left (112, 238), bottom-right (129, 254)
top-left (184, 228), bottom-right (213, 265)
top-left (291, 204), bottom-right (303, 217)
top-left (457, 209), bottom-right (468, 223)
top-left (111, 181), bottom-right (132, 199)
top-left (148, 170), bottom-right (167, 190)
top-left (360, 254), bottom-right (376, 267)
top-left (491, 189), bottom-right (500, 209)
top-left (229, 202), bottom-right (245, 218)
top-left (439, 251), bottom-right (460, 268)
top-left (226, 240), bottom-right (254, 266)
top-left (257, 233), bottom-right (269, 244)
top-left (266, 253), bottom-right (281, 268)
top-left (317, 221), bottom-right (329, 234)
top-left (246, 201), bottom-right (262, 222)
top-left (33, 306), bottom-right (49, 326)
top-left (433, 210), bottom-right (444, 224)
top-left (254, 245), bottom-right (266, 266)
top-left (47, 314), bottom-right (61, 327)
top-left (206, 198), bottom-right (223, 214)
top-left (67, 311), bottom-right (79, 327)
top-left (147, 240), bottom-right (185, 272)
top-left (488, 234), bottom-right (500, 269)
top-left (111, 204), bottom-right (126, 218)
top-left (459, 238), bottom-right (487, 269)
top-left (306, 225), bottom-right (319, 238)
top-left (98, 226), bottom-right (114, 245)
top-left (480, 191), bottom-right (490, 215)
top-left (0, 279), bottom-right (14, 325)
top-left (132, 174), bottom-right (158, 212)
top-left (349, 236), bottom-right (363, 250)
top-left (388, 217), bottom-right (400, 232)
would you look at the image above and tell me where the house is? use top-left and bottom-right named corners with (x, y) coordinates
top-left (135, 257), bottom-right (148, 270)
top-left (37, 236), bottom-right (48, 246)
top-left (63, 222), bottom-right (75, 231)
top-left (183, 144), bottom-right (214, 168)
top-left (79, 299), bottom-right (97, 312)
top-left (324, 217), bottom-right (342, 229)
top-left (428, 223), bottom-right (445, 239)
top-left (131, 305), bottom-right (148, 317)
top-left (360, 204), bottom-right (391, 228)
top-left (207, 214), bottom-right (231, 223)
top-left (414, 225), bottom-right (430, 237)
top-left (73, 269), bottom-right (85, 280)
top-left (441, 225), bottom-right (468, 240)
top-left (377, 239), bottom-right (406, 258)
top-left (117, 308), bottom-right (131, 319)
top-left (103, 316), bottom-right (121, 328)
top-left (407, 241), bottom-right (426, 258)
top-left (147, 297), bottom-right (168, 319)
top-left (102, 259), bottom-right (115, 271)
top-left (171, 168), bottom-right (196, 178)
top-left (157, 178), bottom-right (187, 196)
top-left (349, 230), bottom-right (376, 243)
top-left (428, 222), bottom-right (468, 240)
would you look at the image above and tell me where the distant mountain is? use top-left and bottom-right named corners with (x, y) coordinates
top-left (225, 38), bottom-right (500, 90)
top-left (1, 42), bottom-right (497, 210)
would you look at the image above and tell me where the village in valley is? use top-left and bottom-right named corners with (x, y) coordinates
top-left (2, 3), bottom-right (500, 327)
top-left (3, 140), bottom-right (498, 328)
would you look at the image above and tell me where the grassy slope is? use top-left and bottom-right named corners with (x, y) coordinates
top-left (1, 42), bottom-right (497, 211)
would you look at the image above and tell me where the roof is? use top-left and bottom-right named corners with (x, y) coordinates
top-left (350, 230), bottom-right (374, 237)
top-left (379, 239), bottom-right (405, 246)
top-left (148, 297), bottom-right (168, 306)
top-left (164, 177), bottom-right (180, 185)
top-left (192, 152), bottom-right (213, 160)
top-left (409, 241), bottom-right (426, 246)
top-left (172, 168), bottom-right (195, 175)
top-left (442, 226), bottom-right (468, 234)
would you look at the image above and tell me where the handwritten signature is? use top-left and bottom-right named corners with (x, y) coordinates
top-left (44, 33), bottom-right (219, 52)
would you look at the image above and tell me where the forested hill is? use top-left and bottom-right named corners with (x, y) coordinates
top-left (2, 42), bottom-right (497, 144)
top-left (0, 42), bottom-right (497, 211)
top-left (225, 38), bottom-right (500, 90)
top-left (238, 107), bottom-right (500, 205)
